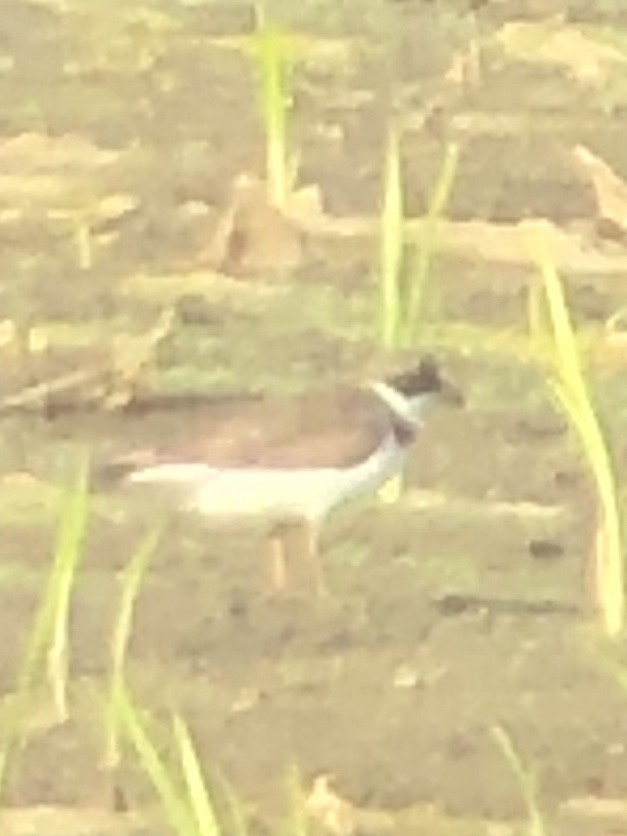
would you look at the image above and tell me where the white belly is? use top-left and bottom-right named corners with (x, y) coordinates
top-left (128, 432), bottom-right (406, 523)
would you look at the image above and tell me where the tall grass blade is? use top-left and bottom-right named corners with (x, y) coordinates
top-left (491, 724), bottom-right (549, 836)
top-left (105, 527), bottom-right (161, 769)
top-left (210, 770), bottom-right (250, 836)
top-left (0, 452), bottom-right (91, 800)
top-left (530, 232), bottom-right (624, 637)
top-left (118, 688), bottom-right (239, 836)
top-left (173, 714), bottom-right (221, 836)
top-left (253, 7), bottom-right (295, 207)
top-left (116, 687), bottom-right (197, 835)
top-left (376, 134), bottom-right (459, 350)
top-left (47, 450), bottom-right (91, 720)
top-left (402, 142), bottom-right (459, 345)
top-left (378, 123), bottom-right (404, 349)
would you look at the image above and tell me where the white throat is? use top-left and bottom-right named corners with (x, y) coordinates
top-left (368, 380), bottom-right (422, 425)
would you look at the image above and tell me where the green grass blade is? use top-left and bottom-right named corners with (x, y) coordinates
top-left (33, 452), bottom-right (91, 692)
top-left (210, 770), bottom-right (250, 836)
top-left (491, 724), bottom-right (549, 836)
top-left (117, 688), bottom-right (196, 836)
top-left (0, 452), bottom-right (91, 800)
top-left (403, 142), bottom-right (459, 345)
top-left (533, 238), bottom-right (588, 404)
top-left (173, 714), bottom-right (221, 836)
top-left (251, 10), bottom-right (294, 208)
top-left (105, 527), bottom-right (161, 769)
top-left (550, 379), bottom-right (624, 635)
top-left (529, 230), bottom-right (624, 636)
top-left (47, 450), bottom-right (91, 720)
top-left (378, 123), bottom-right (404, 349)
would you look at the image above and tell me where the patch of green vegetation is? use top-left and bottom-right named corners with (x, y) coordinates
top-left (23, 318), bottom-right (132, 350)
top-left (156, 364), bottom-right (243, 395)
top-left (400, 551), bottom-right (482, 592)
top-left (156, 283), bottom-right (371, 394)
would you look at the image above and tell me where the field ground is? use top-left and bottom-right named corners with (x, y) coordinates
top-left (2, 0), bottom-right (627, 833)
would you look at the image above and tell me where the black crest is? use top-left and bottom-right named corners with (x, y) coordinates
top-left (387, 357), bottom-right (463, 405)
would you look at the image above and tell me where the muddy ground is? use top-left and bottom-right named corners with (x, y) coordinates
top-left (2, 0), bottom-right (627, 834)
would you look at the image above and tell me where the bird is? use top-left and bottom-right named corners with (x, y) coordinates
top-left (99, 357), bottom-right (461, 593)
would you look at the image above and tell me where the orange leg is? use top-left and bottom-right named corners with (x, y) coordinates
top-left (267, 521), bottom-right (326, 595)
top-left (301, 522), bottom-right (326, 597)
top-left (267, 529), bottom-right (288, 592)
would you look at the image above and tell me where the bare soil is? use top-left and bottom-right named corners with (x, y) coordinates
top-left (2, 1), bottom-right (627, 834)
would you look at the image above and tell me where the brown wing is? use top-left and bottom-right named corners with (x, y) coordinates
top-left (100, 387), bottom-right (401, 483)
top-left (180, 388), bottom-right (395, 469)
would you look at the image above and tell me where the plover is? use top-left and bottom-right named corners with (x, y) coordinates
top-left (100, 357), bottom-right (461, 592)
